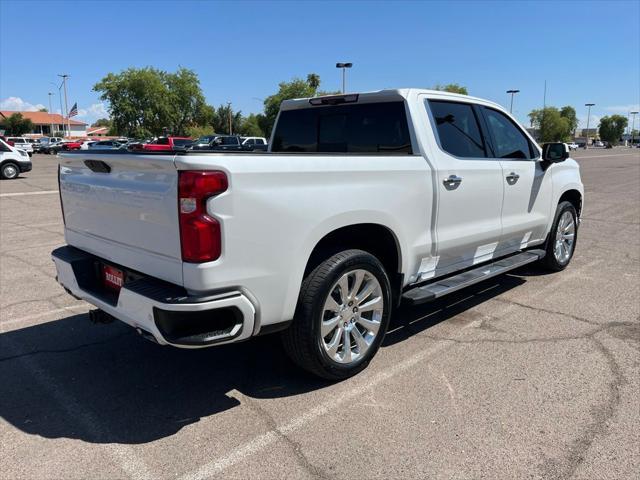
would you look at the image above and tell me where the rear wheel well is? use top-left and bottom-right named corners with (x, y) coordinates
top-left (305, 224), bottom-right (402, 305)
top-left (559, 189), bottom-right (582, 217)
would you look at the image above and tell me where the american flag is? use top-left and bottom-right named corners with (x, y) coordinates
top-left (68, 102), bottom-right (78, 117)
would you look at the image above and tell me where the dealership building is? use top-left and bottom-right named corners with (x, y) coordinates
top-left (0, 110), bottom-right (87, 137)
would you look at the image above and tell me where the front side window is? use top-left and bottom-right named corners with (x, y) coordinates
top-left (222, 136), bottom-right (239, 145)
top-left (428, 100), bottom-right (486, 158)
top-left (482, 108), bottom-right (533, 159)
top-left (272, 101), bottom-right (412, 154)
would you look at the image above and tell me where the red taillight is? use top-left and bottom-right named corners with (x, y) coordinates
top-left (178, 171), bottom-right (228, 262)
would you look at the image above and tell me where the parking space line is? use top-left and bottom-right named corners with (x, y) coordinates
top-left (0, 190), bottom-right (59, 198)
top-left (179, 334), bottom-right (466, 480)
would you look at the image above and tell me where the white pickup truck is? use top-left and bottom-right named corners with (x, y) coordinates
top-left (53, 89), bottom-right (583, 379)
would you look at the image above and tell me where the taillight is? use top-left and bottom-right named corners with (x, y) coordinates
top-left (178, 171), bottom-right (228, 262)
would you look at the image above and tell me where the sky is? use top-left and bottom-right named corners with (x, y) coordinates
top-left (1, 0), bottom-right (638, 129)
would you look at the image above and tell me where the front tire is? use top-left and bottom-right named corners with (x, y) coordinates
top-left (282, 249), bottom-right (392, 380)
top-left (540, 201), bottom-right (578, 271)
top-left (1, 162), bottom-right (19, 179)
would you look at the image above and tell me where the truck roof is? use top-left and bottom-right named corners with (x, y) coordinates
top-left (280, 88), bottom-right (504, 112)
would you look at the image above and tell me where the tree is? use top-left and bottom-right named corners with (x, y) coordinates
top-left (559, 106), bottom-right (578, 135)
top-left (0, 113), bottom-right (34, 136)
top-left (39, 108), bottom-right (48, 112)
top-left (93, 67), bottom-right (209, 137)
top-left (211, 104), bottom-right (243, 134)
top-left (92, 118), bottom-right (112, 128)
top-left (239, 113), bottom-right (265, 137)
top-left (262, 73), bottom-right (335, 136)
top-left (598, 115), bottom-right (628, 145)
top-left (528, 107), bottom-right (571, 142)
top-left (433, 83), bottom-right (468, 95)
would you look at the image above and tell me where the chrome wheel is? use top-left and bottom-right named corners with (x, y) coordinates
top-left (554, 211), bottom-right (575, 264)
top-left (321, 269), bottom-right (384, 364)
top-left (2, 164), bottom-right (18, 179)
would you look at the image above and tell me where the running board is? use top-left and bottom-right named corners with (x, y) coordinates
top-left (402, 249), bottom-right (545, 306)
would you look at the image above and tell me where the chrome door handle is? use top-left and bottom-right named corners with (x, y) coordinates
top-left (506, 172), bottom-right (520, 184)
top-left (443, 175), bottom-right (463, 189)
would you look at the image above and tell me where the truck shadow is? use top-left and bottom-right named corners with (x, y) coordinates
top-left (0, 272), bottom-right (526, 445)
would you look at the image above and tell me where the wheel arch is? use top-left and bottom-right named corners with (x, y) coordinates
top-left (558, 189), bottom-right (583, 218)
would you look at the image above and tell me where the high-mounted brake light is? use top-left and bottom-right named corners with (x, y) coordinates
top-left (309, 94), bottom-right (359, 106)
top-left (178, 171), bottom-right (228, 263)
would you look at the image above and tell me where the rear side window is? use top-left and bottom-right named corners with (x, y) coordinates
top-left (482, 107), bottom-right (534, 159)
top-left (222, 137), bottom-right (239, 145)
top-left (272, 101), bottom-right (412, 154)
top-left (255, 139), bottom-right (265, 145)
top-left (428, 100), bottom-right (486, 158)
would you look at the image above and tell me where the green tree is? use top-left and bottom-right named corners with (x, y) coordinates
top-left (38, 108), bottom-right (48, 112)
top-left (0, 113), bottom-right (34, 136)
top-left (91, 118), bottom-right (112, 128)
top-left (433, 83), bottom-right (468, 95)
top-left (93, 67), bottom-right (209, 137)
top-left (559, 106), bottom-right (578, 135)
top-left (262, 73), bottom-right (335, 136)
top-left (598, 115), bottom-right (628, 145)
top-left (528, 107), bottom-right (571, 142)
top-left (211, 104), bottom-right (243, 134)
top-left (186, 125), bottom-right (215, 139)
top-left (239, 113), bottom-right (265, 137)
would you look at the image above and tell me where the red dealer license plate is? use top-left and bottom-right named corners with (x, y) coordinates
top-left (102, 264), bottom-right (124, 292)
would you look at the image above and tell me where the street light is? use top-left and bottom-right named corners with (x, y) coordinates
top-left (336, 62), bottom-right (353, 94)
top-left (47, 92), bottom-right (55, 135)
top-left (584, 103), bottom-right (595, 149)
top-left (506, 89), bottom-right (520, 114)
top-left (631, 111), bottom-right (639, 148)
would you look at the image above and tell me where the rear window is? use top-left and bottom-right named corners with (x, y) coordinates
top-left (272, 101), bottom-right (412, 154)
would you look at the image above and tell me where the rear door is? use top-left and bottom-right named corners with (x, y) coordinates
top-left (479, 106), bottom-right (553, 251)
top-left (423, 98), bottom-right (504, 273)
top-left (59, 152), bottom-right (183, 284)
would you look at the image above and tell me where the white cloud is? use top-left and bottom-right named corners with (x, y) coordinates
top-left (76, 102), bottom-right (109, 121)
top-left (604, 104), bottom-right (640, 114)
top-left (578, 114), bottom-right (601, 130)
top-left (0, 96), bottom-right (46, 111)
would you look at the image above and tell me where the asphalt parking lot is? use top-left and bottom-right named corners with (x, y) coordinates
top-left (1, 149), bottom-right (638, 479)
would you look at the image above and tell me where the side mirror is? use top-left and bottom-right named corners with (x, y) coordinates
top-left (542, 143), bottom-right (570, 163)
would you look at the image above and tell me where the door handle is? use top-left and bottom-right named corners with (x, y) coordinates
top-left (443, 175), bottom-right (463, 189)
top-left (506, 172), bottom-right (520, 184)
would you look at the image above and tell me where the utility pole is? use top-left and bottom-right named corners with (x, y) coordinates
top-left (336, 62), bottom-right (353, 93)
top-left (58, 74), bottom-right (71, 137)
top-left (506, 89), bottom-right (520, 114)
top-left (57, 84), bottom-right (65, 136)
top-left (631, 111), bottom-right (639, 148)
top-left (47, 92), bottom-right (54, 136)
top-left (584, 103), bottom-right (595, 149)
top-left (227, 102), bottom-right (232, 135)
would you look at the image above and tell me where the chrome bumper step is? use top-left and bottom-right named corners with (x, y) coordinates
top-left (402, 249), bottom-right (545, 306)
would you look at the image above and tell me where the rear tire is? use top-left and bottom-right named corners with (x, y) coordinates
top-left (1, 162), bottom-right (19, 180)
top-left (282, 249), bottom-right (392, 380)
top-left (539, 201), bottom-right (578, 271)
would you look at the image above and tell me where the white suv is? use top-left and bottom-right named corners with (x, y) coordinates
top-left (6, 137), bottom-right (34, 156)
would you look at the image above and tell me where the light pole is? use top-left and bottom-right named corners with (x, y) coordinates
top-left (336, 62), bottom-right (353, 94)
top-left (506, 89), bottom-right (520, 114)
top-left (47, 92), bottom-right (54, 135)
top-left (584, 103), bottom-right (595, 149)
top-left (58, 74), bottom-right (71, 137)
top-left (631, 111), bottom-right (639, 148)
top-left (227, 102), bottom-right (232, 135)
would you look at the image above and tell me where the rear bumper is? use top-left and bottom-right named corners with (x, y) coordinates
top-left (52, 246), bottom-right (256, 348)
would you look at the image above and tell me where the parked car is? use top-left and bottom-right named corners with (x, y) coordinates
top-left (190, 135), bottom-right (244, 151)
top-left (53, 89), bottom-right (583, 380)
top-left (1, 138), bottom-right (32, 179)
top-left (594, 141), bottom-right (604, 147)
top-left (79, 140), bottom-right (97, 150)
top-left (241, 137), bottom-right (268, 151)
top-left (566, 142), bottom-right (579, 151)
top-left (61, 140), bottom-right (82, 151)
top-left (39, 137), bottom-right (63, 153)
top-left (5, 138), bottom-right (34, 156)
top-left (137, 136), bottom-right (193, 151)
top-left (88, 140), bottom-right (123, 150)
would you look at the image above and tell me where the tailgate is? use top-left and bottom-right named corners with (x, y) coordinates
top-left (59, 152), bottom-right (184, 285)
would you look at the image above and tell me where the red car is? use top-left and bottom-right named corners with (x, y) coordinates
top-left (140, 136), bottom-right (193, 151)
top-left (61, 140), bottom-right (82, 151)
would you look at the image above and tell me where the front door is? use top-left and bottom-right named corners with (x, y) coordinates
top-left (479, 106), bottom-right (553, 251)
top-left (424, 98), bottom-right (504, 275)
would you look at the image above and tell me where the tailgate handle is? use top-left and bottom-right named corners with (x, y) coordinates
top-left (84, 160), bottom-right (111, 173)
